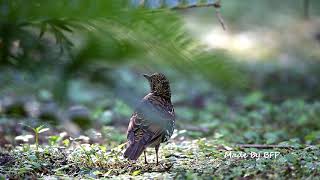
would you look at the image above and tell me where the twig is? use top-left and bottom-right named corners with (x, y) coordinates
top-left (165, 154), bottom-right (188, 159)
top-left (235, 144), bottom-right (294, 149)
top-left (171, 0), bottom-right (226, 31)
top-left (214, 0), bottom-right (227, 30)
top-left (171, 3), bottom-right (218, 10)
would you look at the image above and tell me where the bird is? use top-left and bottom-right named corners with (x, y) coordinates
top-left (124, 73), bottom-right (175, 165)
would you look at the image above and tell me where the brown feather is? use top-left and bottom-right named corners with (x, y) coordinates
top-left (124, 73), bottom-right (175, 162)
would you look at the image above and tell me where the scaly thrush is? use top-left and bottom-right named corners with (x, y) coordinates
top-left (124, 73), bottom-right (175, 165)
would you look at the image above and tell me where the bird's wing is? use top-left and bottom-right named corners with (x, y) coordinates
top-left (127, 97), bottom-right (174, 146)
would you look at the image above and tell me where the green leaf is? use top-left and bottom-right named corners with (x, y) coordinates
top-left (62, 139), bottom-right (70, 147)
top-left (38, 128), bottom-right (50, 134)
top-left (35, 125), bottom-right (45, 132)
top-left (132, 170), bottom-right (141, 176)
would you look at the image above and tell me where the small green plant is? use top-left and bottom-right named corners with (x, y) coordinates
top-left (48, 135), bottom-right (61, 146)
top-left (21, 124), bottom-right (49, 151)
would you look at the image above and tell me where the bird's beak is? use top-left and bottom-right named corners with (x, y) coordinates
top-left (143, 74), bottom-right (151, 80)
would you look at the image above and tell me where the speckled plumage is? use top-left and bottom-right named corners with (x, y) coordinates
top-left (124, 73), bottom-right (175, 165)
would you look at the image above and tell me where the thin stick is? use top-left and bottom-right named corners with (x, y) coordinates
top-left (215, 7), bottom-right (226, 30)
top-left (171, 3), bottom-right (218, 10)
top-left (172, 0), bottom-right (226, 31)
top-left (235, 144), bottom-right (294, 149)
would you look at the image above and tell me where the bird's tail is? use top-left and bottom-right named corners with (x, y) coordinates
top-left (124, 142), bottom-right (146, 160)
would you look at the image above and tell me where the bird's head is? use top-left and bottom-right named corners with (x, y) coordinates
top-left (143, 73), bottom-right (171, 100)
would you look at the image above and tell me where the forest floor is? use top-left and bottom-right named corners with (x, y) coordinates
top-left (1, 93), bottom-right (320, 179)
top-left (0, 133), bottom-right (319, 179)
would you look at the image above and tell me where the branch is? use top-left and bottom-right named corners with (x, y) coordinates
top-left (235, 144), bottom-right (298, 149)
top-left (171, 3), bottom-right (219, 10)
top-left (214, 0), bottom-right (226, 30)
top-left (171, 0), bottom-right (226, 30)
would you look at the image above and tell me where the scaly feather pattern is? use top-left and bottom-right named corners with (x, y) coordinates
top-left (124, 73), bottom-right (175, 164)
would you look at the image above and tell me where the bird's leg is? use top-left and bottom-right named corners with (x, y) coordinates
top-left (155, 145), bottom-right (160, 165)
top-left (144, 151), bottom-right (148, 164)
